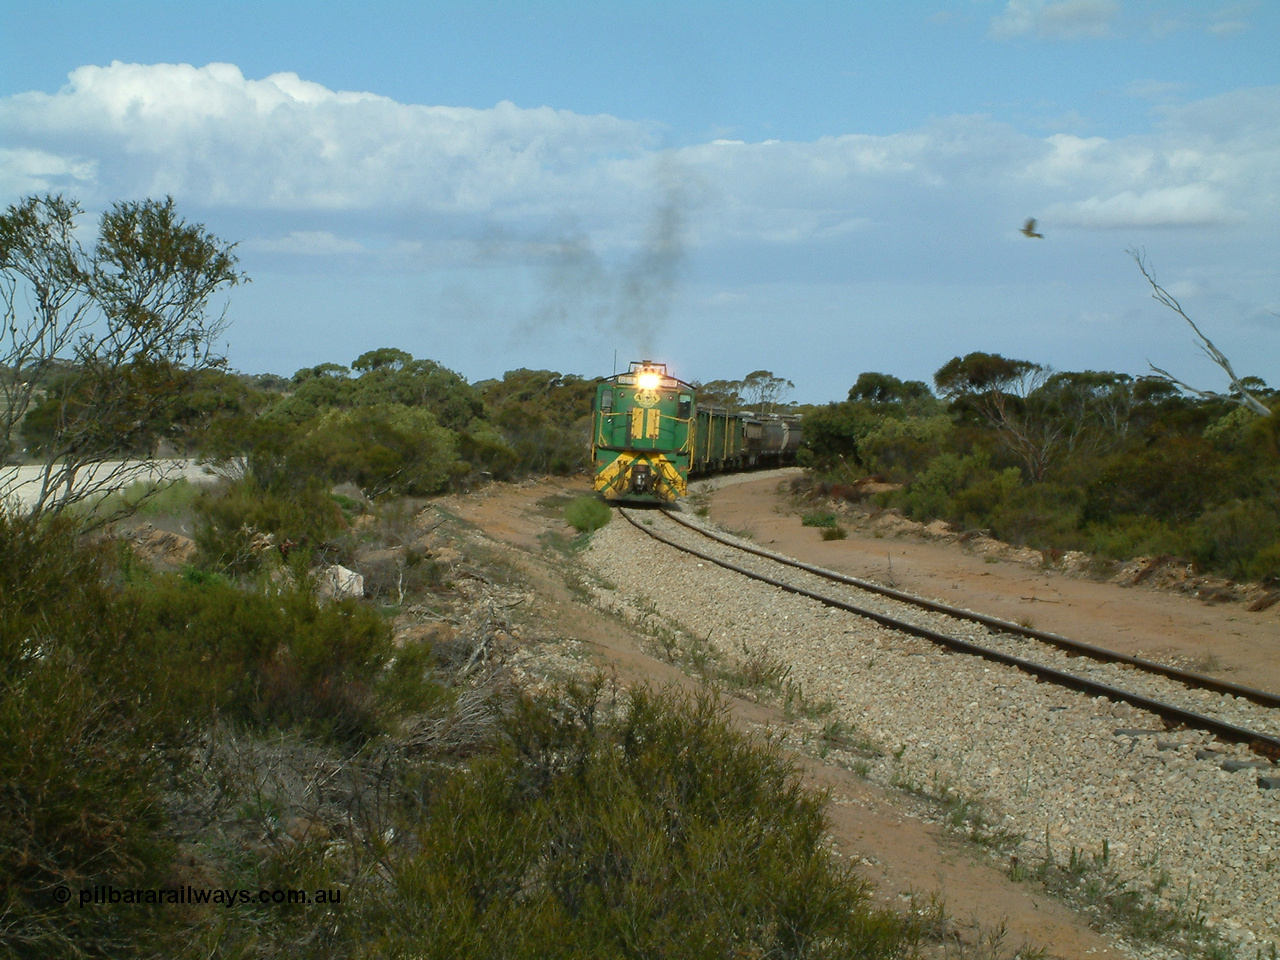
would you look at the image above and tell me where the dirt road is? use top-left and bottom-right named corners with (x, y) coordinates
top-left (0, 458), bottom-right (223, 509)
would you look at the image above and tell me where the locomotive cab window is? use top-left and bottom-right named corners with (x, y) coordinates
top-left (600, 388), bottom-right (613, 411)
top-left (678, 394), bottom-right (692, 418)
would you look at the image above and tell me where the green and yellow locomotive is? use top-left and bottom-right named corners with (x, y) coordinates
top-left (592, 360), bottom-right (801, 503)
top-left (592, 361), bottom-right (695, 502)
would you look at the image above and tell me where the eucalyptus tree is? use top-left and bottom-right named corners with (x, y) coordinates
top-left (1, 194), bottom-right (245, 521)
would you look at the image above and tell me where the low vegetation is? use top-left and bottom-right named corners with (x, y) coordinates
top-left (800, 363), bottom-right (1280, 584)
top-left (1010, 834), bottom-right (1243, 960)
top-left (337, 684), bottom-right (914, 959)
top-left (563, 494), bottom-right (612, 533)
top-left (0, 499), bottom-right (919, 959)
top-left (192, 355), bottom-right (599, 502)
top-left (800, 511), bottom-right (839, 528)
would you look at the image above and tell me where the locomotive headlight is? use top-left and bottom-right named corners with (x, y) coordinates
top-left (637, 371), bottom-right (660, 391)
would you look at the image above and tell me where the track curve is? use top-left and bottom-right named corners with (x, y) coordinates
top-left (619, 506), bottom-right (1280, 758)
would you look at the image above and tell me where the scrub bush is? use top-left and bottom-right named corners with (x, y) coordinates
top-left (0, 505), bottom-right (450, 956)
top-left (1086, 437), bottom-right (1234, 524)
top-left (80, 477), bottom-right (203, 526)
top-left (1084, 515), bottom-right (1193, 563)
top-left (801, 512), bottom-right (838, 527)
top-left (132, 575), bottom-right (399, 742)
top-left (192, 476), bottom-right (345, 576)
top-left (337, 685), bottom-right (914, 959)
top-left (0, 513), bottom-right (175, 957)
top-left (282, 404), bottom-right (467, 498)
top-left (1189, 497), bottom-right (1280, 580)
top-left (977, 481), bottom-right (1085, 549)
top-left (564, 495), bottom-right (611, 533)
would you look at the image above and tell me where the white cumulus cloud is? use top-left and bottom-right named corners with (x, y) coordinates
top-left (1, 62), bottom-right (1277, 256)
top-left (0, 147), bottom-right (97, 196)
top-left (1046, 184), bottom-right (1238, 228)
top-left (0, 61), bottom-right (653, 215)
top-left (989, 0), bottom-right (1120, 40)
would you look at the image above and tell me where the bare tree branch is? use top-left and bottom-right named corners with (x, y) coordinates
top-left (1130, 247), bottom-right (1271, 417)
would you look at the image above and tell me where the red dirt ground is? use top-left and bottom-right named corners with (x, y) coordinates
top-left (444, 471), bottom-right (1280, 958)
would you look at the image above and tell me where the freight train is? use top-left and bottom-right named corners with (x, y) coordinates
top-left (592, 360), bottom-right (802, 503)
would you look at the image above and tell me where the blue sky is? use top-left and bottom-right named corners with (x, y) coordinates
top-left (1, 1), bottom-right (1277, 402)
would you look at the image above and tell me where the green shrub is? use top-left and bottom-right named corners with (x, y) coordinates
top-left (0, 507), bottom-right (453, 957)
top-left (795, 400), bottom-right (875, 472)
top-left (0, 512), bottom-right (176, 957)
top-left (889, 450), bottom-right (996, 521)
top-left (821, 525), bottom-right (848, 540)
top-left (193, 476), bottom-right (345, 576)
top-left (283, 403), bottom-right (467, 497)
top-left (1085, 515), bottom-right (1193, 561)
top-left (81, 477), bottom-right (204, 524)
top-left (979, 480), bottom-right (1085, 549)
top-left (380, 639), bottom-right (455, 718)
top-left (1247, 541), bottom-right (1280, 582)
top-left (801, 512), bottom-right (838, 528)
top-left (564, 495), bottom-right (611, 533)
top-left (340, 685), bottom-right (913, 959)
top-left (457, 420), bottom-right (522, 482)
top-left (132, 575), bottom-right (400, 742)
top-left (946, 465), bottom-right (1022, 527)
top-left (1086, 437), bottom-right (1233, 524)
top-left (331, 491), bottom-right (365, 516)
top-left (1189, 497), bottom-right (1280, 580)
top-left (859, 413), bottom-right (954, 478)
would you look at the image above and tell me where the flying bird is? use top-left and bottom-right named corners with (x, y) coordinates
top-left (1021, 218), bottom-right (1044, 239)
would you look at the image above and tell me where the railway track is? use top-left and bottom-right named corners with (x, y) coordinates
top-left (619, 506), bottom-right (1280, 763)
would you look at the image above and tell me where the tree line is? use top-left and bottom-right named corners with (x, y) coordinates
top-left (1, 195), bottom-right (802, 529)
top-left (801, 355), bottom-right (1280, 582)
top-left (5, 190), bottom-right (1275, 583)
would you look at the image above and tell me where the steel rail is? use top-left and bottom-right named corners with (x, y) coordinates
top-left (620, 508), bottom-right (1280, 756)
top-left (659, 507), bottom-right (1280, 710)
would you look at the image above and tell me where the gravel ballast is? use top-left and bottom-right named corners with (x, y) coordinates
top-left (585, 512), bottom-right (1280, 953)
